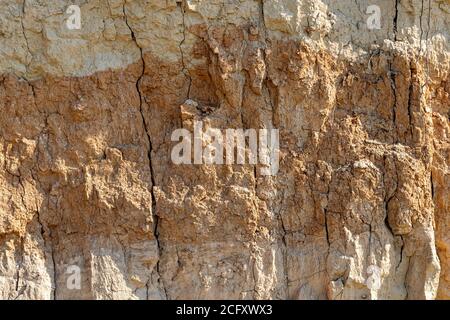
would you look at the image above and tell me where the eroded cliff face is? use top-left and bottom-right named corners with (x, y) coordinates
top-left (0, 0), bottom-right (448, 300)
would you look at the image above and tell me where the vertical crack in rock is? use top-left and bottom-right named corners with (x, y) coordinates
top-left (382, 155), bottom-right (410, 293)
top-left (396, 235), bottom-right (404, 271)
top-left (423, 0), bottom-right (432, 90)
top-left (388, 60), bottom-right (397, 140)
top-left (11, 170), bottom-right (27, 300)
top-left (16, 173), bottom-right (27, 212)
top-left (20, 0), bottom-right (32, 74)
top-left (419, 0), bottom-right (426, 55)
top-left (14, 241), bottom-right (22, 293)
top-left (430, 171), bottom-right (435, 199)
top-left (281, 226), bottom-right (289, 296)
top-left (122, 5), bottom-right (167, 299)
top-left (259, 0), bottom-right (267, 38)
top-left (14, 238), bottom-right (25, 300)
top-left (322, 172), bottom-right (331, 249)
top-left (368, 220), bottom-right (373, 257)
top-left (36, 209), bottom-right (57, 300)
top-left (323, 187), bottom-right (332, 284)
top-left (22, 81), bottom-right (57, 299)
top-left (383, 155), bottom-right (397, 238)
top-left (251, 256), bottom-right (258, 298)
top-left (258, 0), bottom-right (289, 297)
top-left (253, 164), bottom-right (258, 196)
top-left (407, 64), bottom-right (414, 140)
top-left (404, 254), bottom-right (412, 299)
top-left (15, 266), bottom-right (20, 292)
top-left (276, 190), bottom-right (289, 294)
top-left (145, 280), bottom-right (149, 300)
top-left (323, 207), bottom-right (331, 247)
top-left (393, 0), bottom-right (399, 40)
top-left (426, 0), bottom-right (431, 44)
top-left (49, 230), bottom-right (57, 300)
top-left (179, 1), bottom-right (192, 99)
top-left (390, 0), bottom-right (399, 141)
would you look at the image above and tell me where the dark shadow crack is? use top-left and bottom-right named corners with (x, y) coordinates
top-left (13, 237), bottom-right (25, 300)
top-left (382, 155), bottom-right (398, 238)
top-left (36, 209), bottom-right (57, 300)
top-left (430, 170), bottom-right (434, 199)
top-left (407, 64), bottom-right (415, 141)
top-left (123, 4), bottom-right (167, 300)
top-left (21, 0), bottom-right (33, 75)
top-left (419, 0), bottom-right (425, 54)
top-left (393, 0), bottom-right (399, 41)
top-left (422, 0), bottom-right (432, 90)
top-left (403, 254), bottom-right (411, 299)
top-left (178, 1), bottom-right (192, 99)
top-left (324, 207), bottom-right (331, 247)
top-left (259, 0), bottom-right (268, 40)
top-left (395, 235), bottom-right (404, 272)
top-left (387, 60), bottom-right (398, 142)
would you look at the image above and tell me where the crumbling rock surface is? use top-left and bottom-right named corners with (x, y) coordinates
top-left (0, 0), bottom-right (448, 300)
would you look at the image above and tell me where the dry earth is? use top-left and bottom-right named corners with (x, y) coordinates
top-left (0, 0), bottom-right (448, 300)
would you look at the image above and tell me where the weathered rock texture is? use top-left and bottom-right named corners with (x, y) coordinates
top-left (0, 0), bottom-right (448, 300)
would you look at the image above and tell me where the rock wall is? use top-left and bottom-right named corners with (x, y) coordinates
top-left (0, 0), bottom-right (448, 299)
